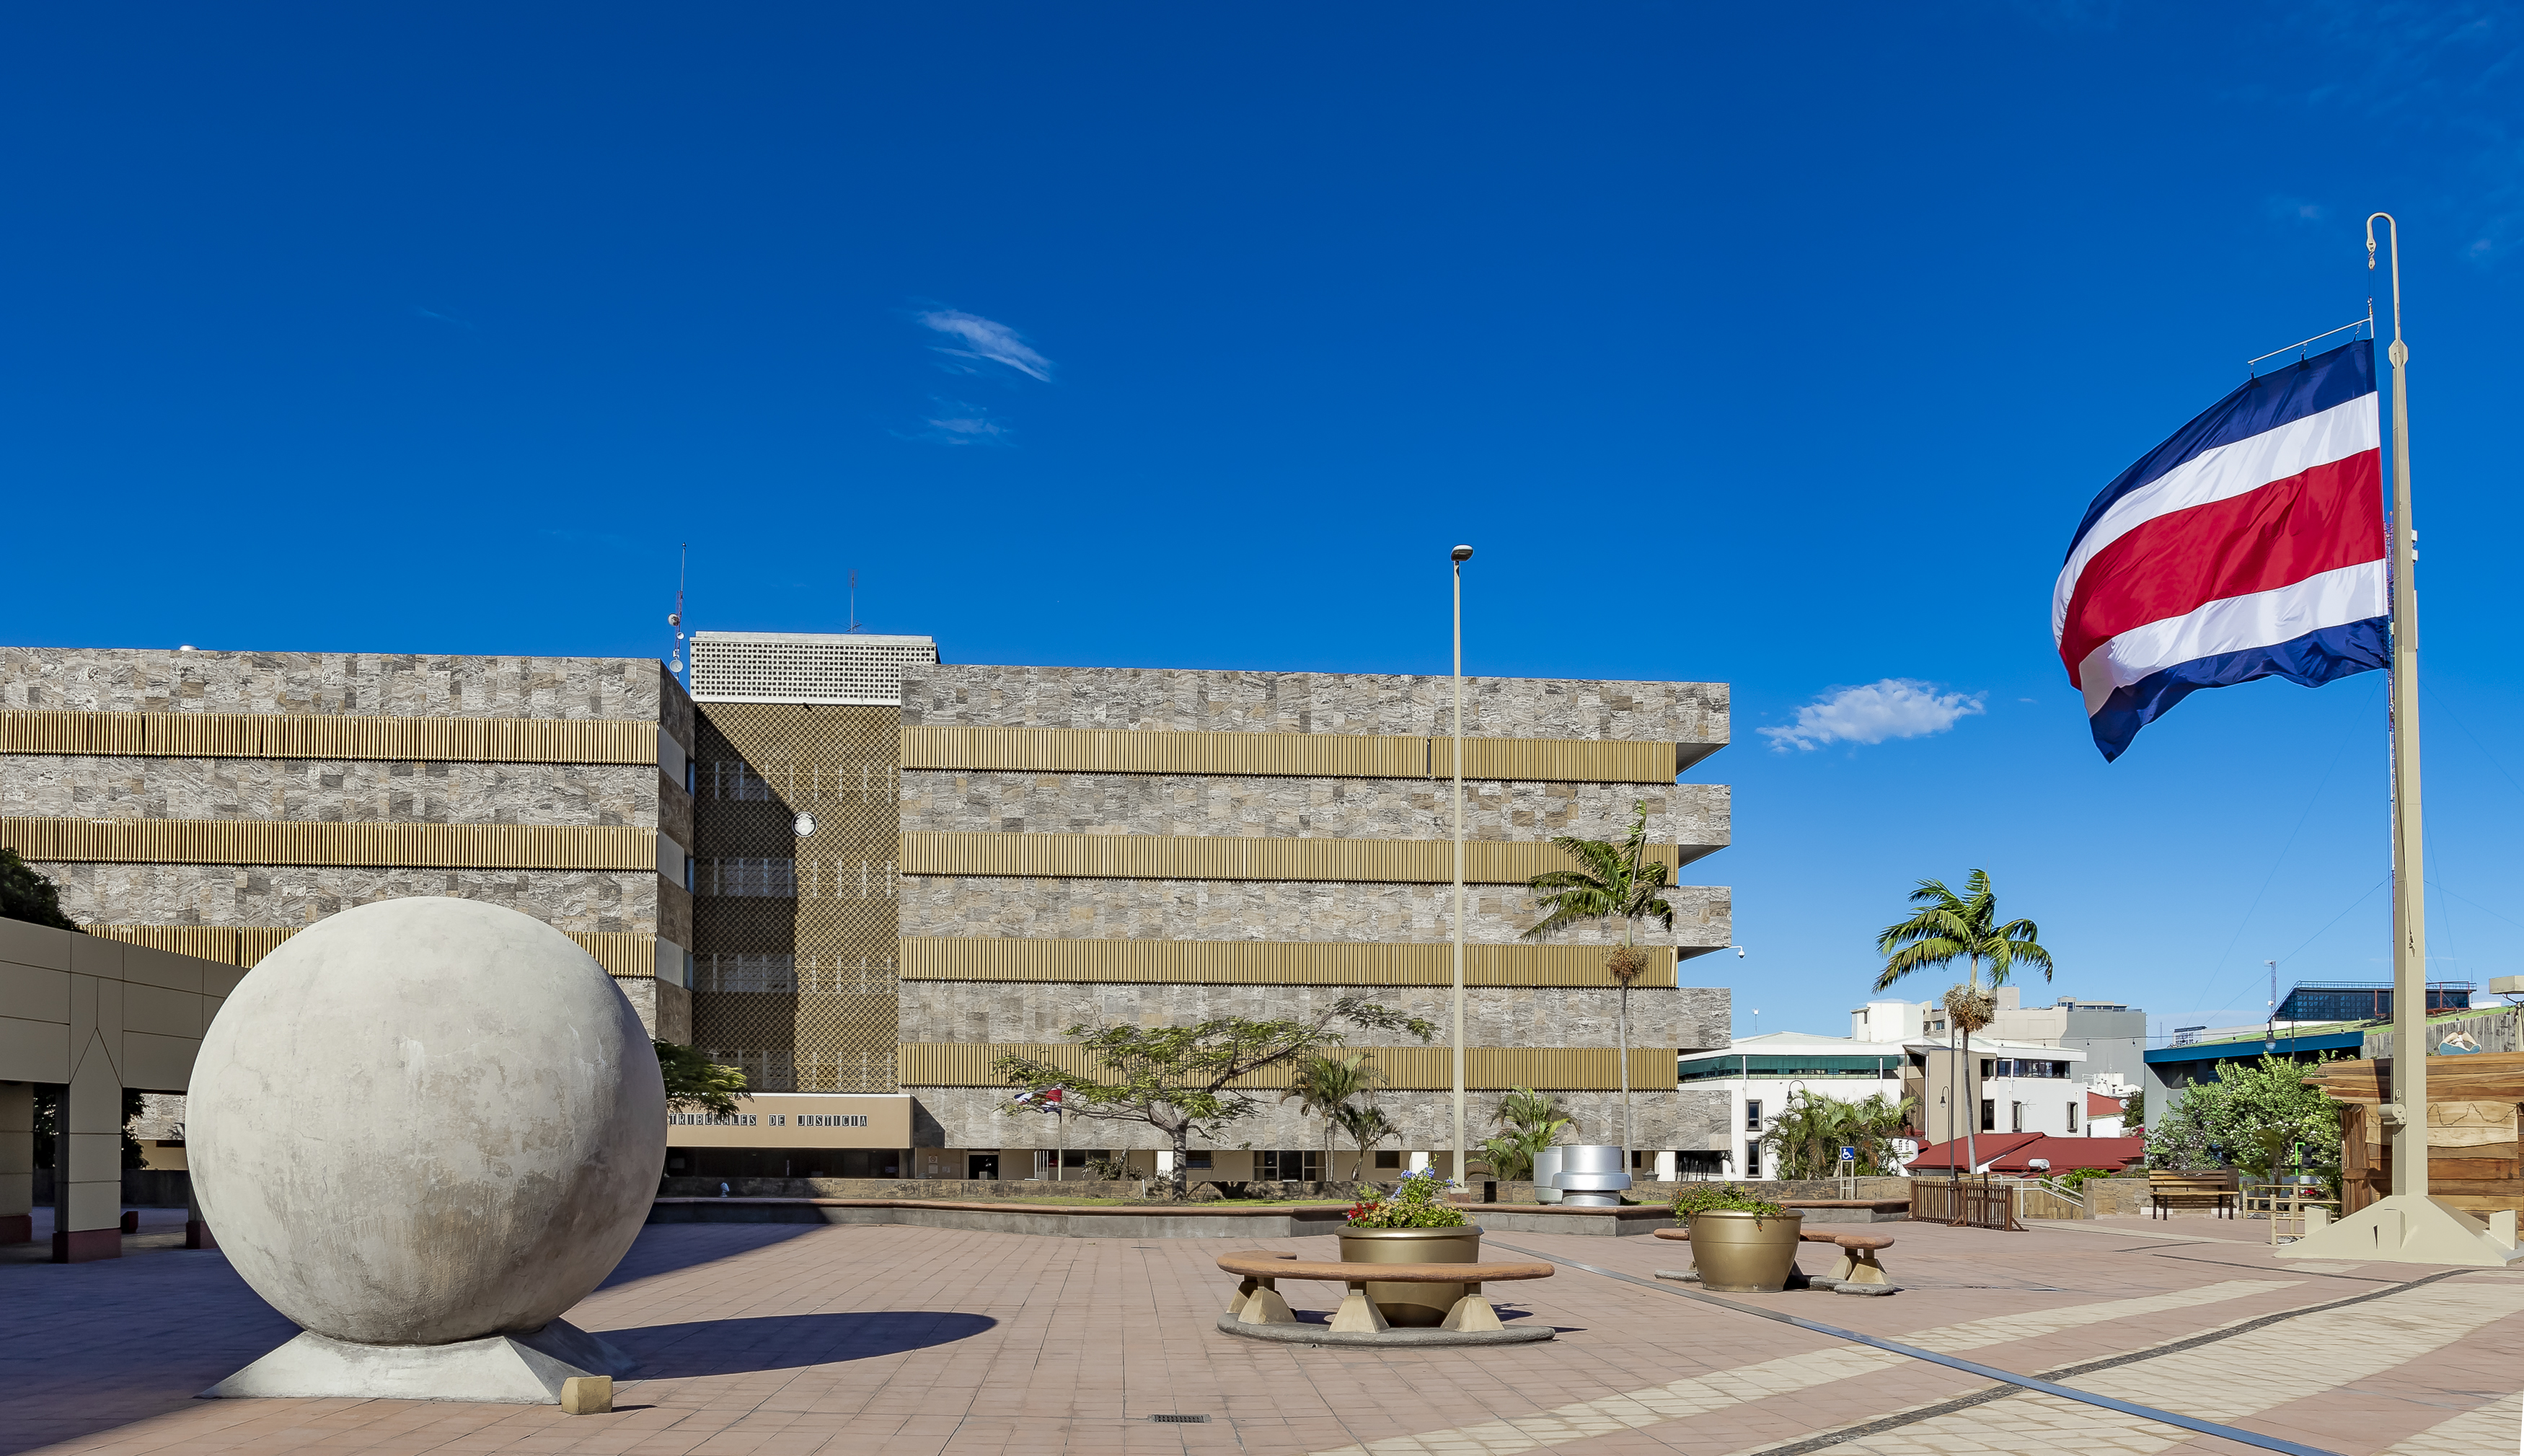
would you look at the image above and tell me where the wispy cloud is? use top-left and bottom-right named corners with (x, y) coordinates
top-left (917, 309), bottom-right (1053, 381)
top-left (905, 398), bottom-right (1011, 446)
top-left (2265, 195), bottom-right (2326, 223)
top-left (1759, 679), bottom-right (1987, 753)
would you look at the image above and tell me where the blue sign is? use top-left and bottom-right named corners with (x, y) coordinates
top-left (1839, 1146), bottom-right (1855, 1162)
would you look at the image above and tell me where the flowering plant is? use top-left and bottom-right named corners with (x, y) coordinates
top-left (1669, 1182), bottom-right (1787, 1220)
top-left (1345, 1168), bottom-right (1470, 1228)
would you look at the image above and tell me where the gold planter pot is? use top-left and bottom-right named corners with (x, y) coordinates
top-left (1338, 1224), bottom-right (1481, 1327)
top-left (1687, 1209), bottom-right (1804, 1292)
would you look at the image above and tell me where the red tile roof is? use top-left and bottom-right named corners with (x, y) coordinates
top-left (2087, 1090), bottom-right (2127, 1117)
top-left (1906, 1134), bottom-right (2145, 1175)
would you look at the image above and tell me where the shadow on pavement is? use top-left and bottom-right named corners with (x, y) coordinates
top-left (610, 1311), bottom-right (999, 1377)
top-left (599, 1219), bottom-right (828, 1286)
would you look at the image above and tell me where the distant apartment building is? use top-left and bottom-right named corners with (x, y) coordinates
top-left (2, 635), bottom-right (1739, 1184)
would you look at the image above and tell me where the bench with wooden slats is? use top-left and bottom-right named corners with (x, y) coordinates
top-left (1215, 1250), bottom-right (1553, 1334)
top-left (2148, 1170), bottom-right (2240, 1218)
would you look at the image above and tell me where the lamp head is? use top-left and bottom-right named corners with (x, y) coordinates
top-left (1450, 545), bottom-right (1473, 563)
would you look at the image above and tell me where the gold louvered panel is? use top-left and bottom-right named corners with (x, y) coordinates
top-left (897, 937), bottom-right (1678, 987)
top-left (79, 924), bottom-right (243, 964)
top-left (0, 710), bottom-right (656, 764)
top-left (73, 924), bottom-right (653, 975)
top-left (691, 704), bottom-right (901, 1094)
top-left (2, 816), bottom-right (655, 870)
top-left (900, 726), bottom-right (1678, 783)
top-left (897, 1044), bottom-right (1673, 1091)
top-left (897, 831), bottom-right (1678, 884)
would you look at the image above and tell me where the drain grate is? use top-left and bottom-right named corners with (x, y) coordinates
top-left (1150, 1414), bottom-right (1212, 1424)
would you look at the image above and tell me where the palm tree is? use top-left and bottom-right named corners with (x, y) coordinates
top-left (1335, 1102), bottom-right (1398, 1183)
top-left (1874, 869), bottom-right (2052, 1181)
top-left (1758, 1089), bottom-right (1915, 1178)
top-left (1281, 1052), bottom-right (1379, 1182)
top-left (1524, 800), bottom-right (1674, 1161)
top-left (1481, 1085), bottom-right (1579, 1182)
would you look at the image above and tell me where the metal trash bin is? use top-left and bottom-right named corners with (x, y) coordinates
top-left (1552, 1144), bottom-right (1633, 1208)
top-left (1532, 1147), bottom-right (1565, 1204)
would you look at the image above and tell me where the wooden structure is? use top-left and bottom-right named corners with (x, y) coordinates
top-left (1215, 1250), bottom-right (1553, 1334)
top-left (1907, 1175), bottom-right (2024, 1231)
top-left (1652, 1225), bottom-right (1897, 1289)
top-left (2148, 1170), bottom-right (2240, 1219)
top-left (2304, 1053), bottom-right (2524, 1219)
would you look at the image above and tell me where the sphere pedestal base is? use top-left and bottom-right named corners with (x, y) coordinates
top-left (203, 1319), bottom-right (636, 1404)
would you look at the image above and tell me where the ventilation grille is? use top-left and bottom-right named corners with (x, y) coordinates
top-left (692, 632), bottom-right (937, 705)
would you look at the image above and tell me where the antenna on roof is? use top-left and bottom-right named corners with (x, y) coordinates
top-left (849, 569), bottom-right (863, 632)
top-left (668, 544), bottom-right (688, 681)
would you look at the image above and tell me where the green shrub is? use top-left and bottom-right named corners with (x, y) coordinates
top-left (1670, 1182), bottom-right (1788, 1219)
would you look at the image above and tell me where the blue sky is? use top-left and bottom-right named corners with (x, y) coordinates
top-left (9, 4), bottom-right (2523, 1041)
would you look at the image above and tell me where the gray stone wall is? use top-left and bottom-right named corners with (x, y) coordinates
top-left (1, 647), bottom-right (666, 720)
top-left (915, 1086), bottom-right (1730, 1153)
top-left (899, 981), bottom-right (1730, 1052)
top-left (902, 666), bottom-right (1728, 746)
top-left (899, 879), bottom-right (1731, 947)
top-left (614, 976), bottom-right (692, 1043)
top-left (37, 862), bottom-right (665, 937)
top-left (1, 756), bottom-right (660, 828)
top-left (901, 773), bottom-right (1726, 847)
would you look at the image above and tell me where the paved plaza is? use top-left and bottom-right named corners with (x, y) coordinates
top-left (5, 1212), bottom-right (2520, 1456)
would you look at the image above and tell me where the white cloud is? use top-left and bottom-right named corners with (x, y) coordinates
top-left (917, 309), bottom-right (1053, 381)
top-left (909, 398), bottom-right (1010, 446)
top-left (1758, 679), bottom-right (1987, 753)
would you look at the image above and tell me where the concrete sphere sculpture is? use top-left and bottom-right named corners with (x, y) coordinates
top-left (191, 898), bottom-right (666, 1349)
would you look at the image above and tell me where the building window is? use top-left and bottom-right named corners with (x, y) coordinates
top-left (1980, 1100), bottom-right (1995, 1131)
top-left (1744, 1099), bottom-right (1763, 1131)
top-left (2011, 1101), bottom-right (2024, 1132)
top-left (1258, 1150), bottom-right (1321, 1181)
top-left (1186, 1151), bottom-right (1214, 1169)
top-left (1373, 1150), bottom-right (1403, 1169)
top-left (1744, 1143), bottom-right (1762, 1178)
top-left (2067, 1103), bottom-right (2080, 1134)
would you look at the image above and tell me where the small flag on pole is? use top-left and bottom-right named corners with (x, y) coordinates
top-left (2055, 340), bottom-right (2388, 760)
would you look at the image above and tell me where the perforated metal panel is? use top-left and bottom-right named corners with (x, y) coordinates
top-left (689, 702), bottom-right (901, 1093)
top-left (690, 632), bottom-right (937, 705)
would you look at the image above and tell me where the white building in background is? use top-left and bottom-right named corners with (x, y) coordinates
top-left (1680, 1028), bottom-right (2095, 1178)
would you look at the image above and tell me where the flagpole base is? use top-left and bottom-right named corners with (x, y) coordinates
top-left (2275, 1194), bottom-right (2524, 1268)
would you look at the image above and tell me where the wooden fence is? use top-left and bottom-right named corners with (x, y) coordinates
top-left (1908, 1175), bottom-right (2026, 1230)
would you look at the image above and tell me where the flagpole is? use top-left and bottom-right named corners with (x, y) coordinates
top-left (2371, 211), bottom-right (2430, 1203)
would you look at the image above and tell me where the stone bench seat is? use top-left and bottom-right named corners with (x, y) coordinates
top-left (1652, 1224), bottom-right (1897, 1290)
top-left (1217, 1250), bottom-right (1553, 1334)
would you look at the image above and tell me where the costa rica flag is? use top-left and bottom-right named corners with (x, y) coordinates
top-left (2055, 340), bottom-right (2388, 761)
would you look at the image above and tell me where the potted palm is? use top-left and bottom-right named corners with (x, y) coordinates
top-left (1673, 1183), bottom-right (1802, 1292)
top-left (1341, 1169), bottom-right (1477, 1326)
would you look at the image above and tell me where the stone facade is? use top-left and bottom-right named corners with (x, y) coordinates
top-left (1, 756), bottom-right (661, 829)
top-left (919, 1086), bottom-right (1730, 1154)
top-left (901, 666), bottom-right (1727, 745)
top-left (898, 981), bottom-right (1731, 1051)
top-left (0, 647), bottom-right (669, 720)
top-left (893, 663), bottom-right (1734, 1162)
top-left (899, 772), bottom-right (1726, 849)
top-left (0, 648), bottom-right (696, 1042)
top-left (898, 879), bottom-right (1731, 947)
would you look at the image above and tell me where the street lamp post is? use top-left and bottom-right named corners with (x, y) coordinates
top-left (1450, 544), bottom-right (1473, 1190)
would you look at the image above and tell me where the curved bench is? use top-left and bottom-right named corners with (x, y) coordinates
top-left (1217, 1250), bottom-right (1554, 1333)
top-left (1651, 1225), bottom-right (1897, 1290)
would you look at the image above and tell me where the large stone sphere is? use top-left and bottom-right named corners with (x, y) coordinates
top-left (190, 897), bottom-right (666, 1346)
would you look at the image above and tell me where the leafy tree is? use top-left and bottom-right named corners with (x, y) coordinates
top-left (1874, 869), bottom-right (2052, 1178)
top-left (1, 848), bottom-right (78, 930)
top-left (30, 1087), bottom-right (148, 1170)
top-left (1283, 1051), bottom-right (1380, 1181)
top-left (2122, 1087), bottom-right (2145, 1131)
top-left (1336, 1102), bottom-right (1400, 1182)
top-left (1757, 1088), bottom-right (1915, 1178)
top-left (653, 1041), bottom-right (747, 1119)
top-left (1480, 1085), bottom-right (1578, 1181)
top-left (992, 998), bottom-right (1437, 1199)
top-left (2146, 1054), bottom-right (2341, 1194)
top-left (1522, 800), bottom-right (1675, 1157)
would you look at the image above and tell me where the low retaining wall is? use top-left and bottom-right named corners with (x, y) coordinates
top-left (648, 1198), bottom-right (1354, 1239)
top-left (2083, 1178), bottom-right (2152, 1217)
top-left (657, 1175), bottom-right (1357, 1202)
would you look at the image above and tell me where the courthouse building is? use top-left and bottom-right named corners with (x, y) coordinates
top-left (0, 635), bottom-right (1734, 1184)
